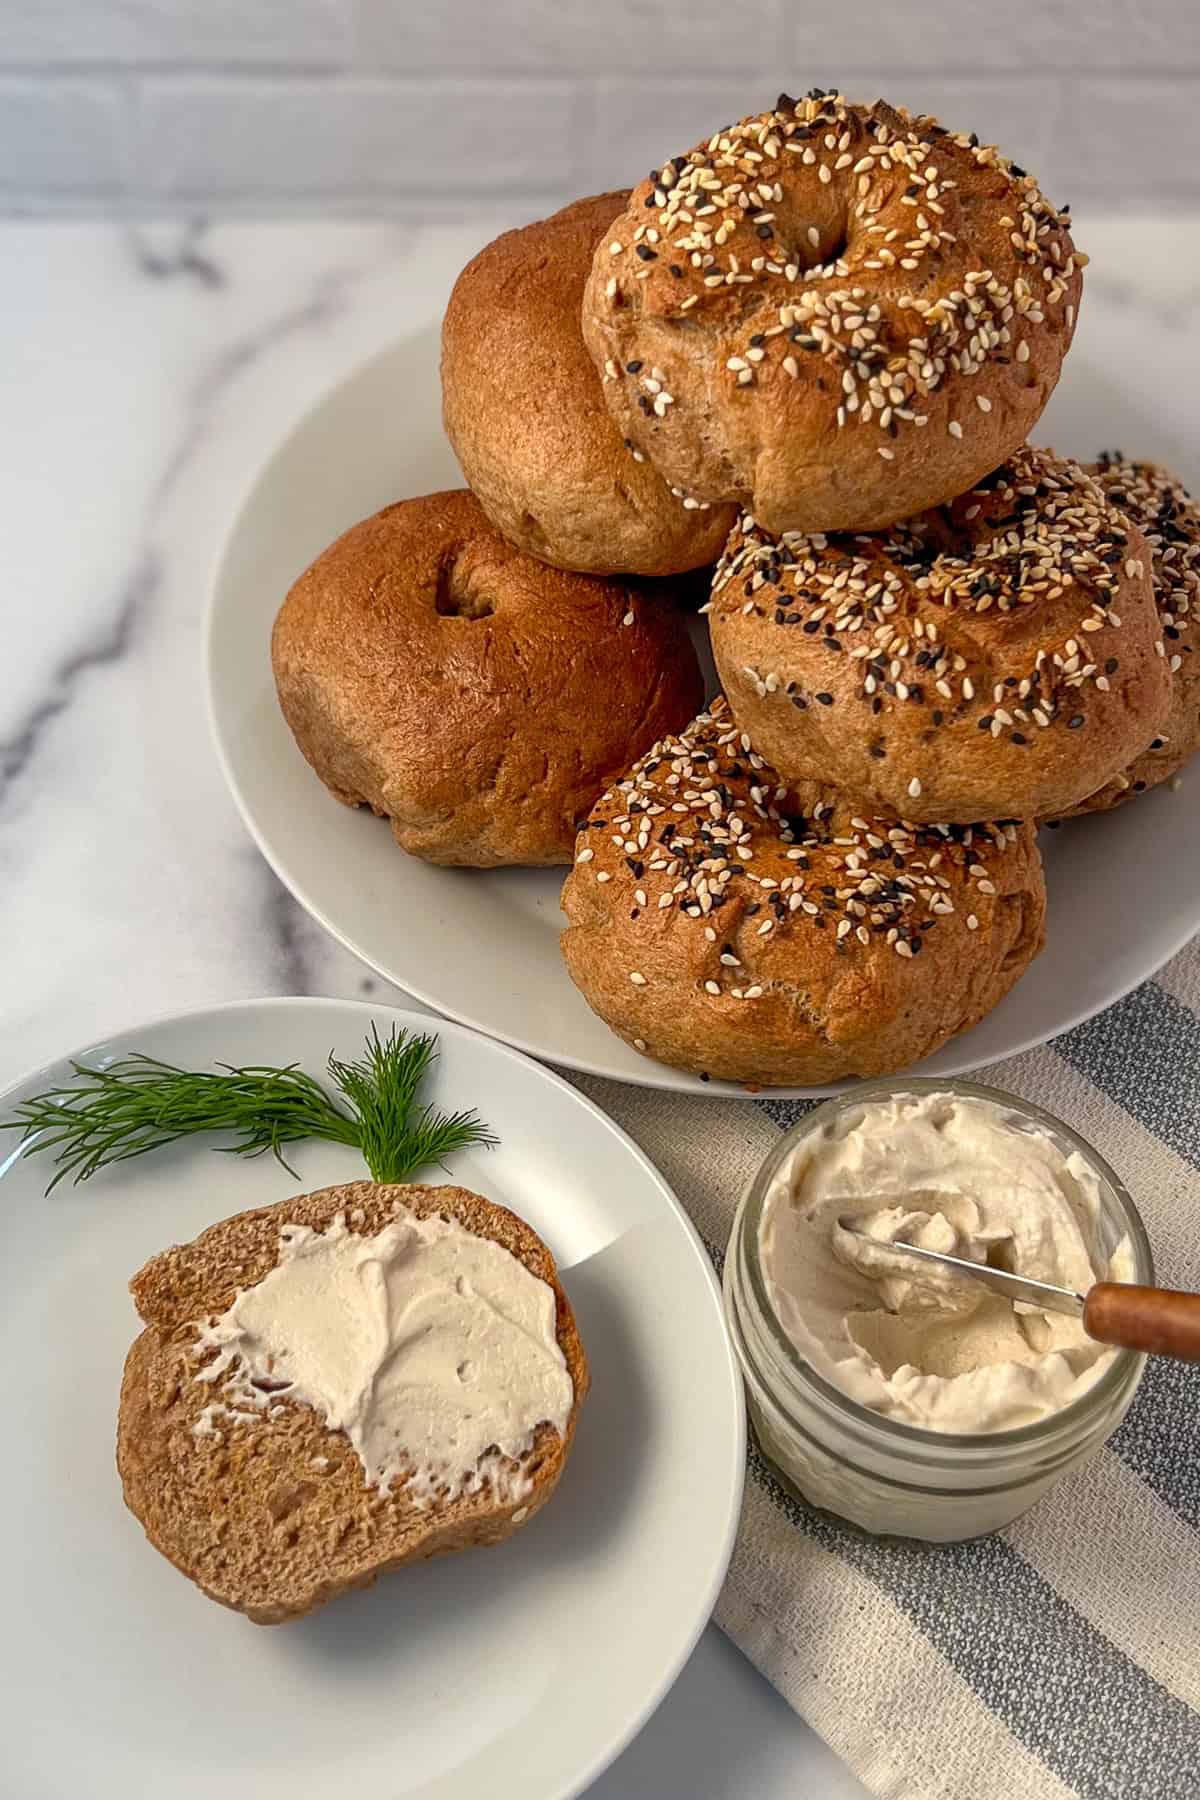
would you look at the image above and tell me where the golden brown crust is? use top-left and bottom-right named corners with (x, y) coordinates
top-left (271, 489), bottom-right (705, 866)
top-left (583, 92), bottom-right (1082, 534)
top-left (1053, 455), bottom-right (1200, 817)
top-left (442, 193), bottom-right (736, 575)
top-left (709, 447), bottom-right (1170, 824)
top-left (118, 1181), bottom-right (589, 1625)
top-left (560, 700), bottom-right (1045, 1086)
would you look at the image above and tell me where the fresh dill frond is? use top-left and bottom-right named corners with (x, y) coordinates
top-left (327, 1024), bottom-right (438, 1181)
top-left (385, 1105), bottom-right (500, 1182)
top-left (2, 1027), bottom-right (496, 1194)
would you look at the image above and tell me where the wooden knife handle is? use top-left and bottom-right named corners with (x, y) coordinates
top-left (1083, 1284), bottom-right (1200, 1362)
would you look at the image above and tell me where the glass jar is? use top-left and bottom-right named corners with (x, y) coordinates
top-left (723, 1077), bottom-right (1153, 1542)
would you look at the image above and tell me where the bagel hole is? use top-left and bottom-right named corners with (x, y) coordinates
top-left (434, 551), bottom-right (495, 620)
top-left (810, 224), bottom-right (849, 268)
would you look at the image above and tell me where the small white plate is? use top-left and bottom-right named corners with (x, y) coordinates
top-left (0, 996), bottom-right (744, 1800)
top-left (206, 328), bottom-right (1200, 1097)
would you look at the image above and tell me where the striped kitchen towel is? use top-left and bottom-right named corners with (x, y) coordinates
top-left (571, 932), bottom-right (1200, 1800)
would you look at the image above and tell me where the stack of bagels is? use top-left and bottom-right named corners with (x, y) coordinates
top-left (273, 90), bottom-right (1200, 1088)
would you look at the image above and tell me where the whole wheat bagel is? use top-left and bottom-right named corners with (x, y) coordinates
top-left (560, 700), bottom-right (1045, 1087)
top-left (442, 193), bottom-right (736, 576)
top-left (583, 90), bottom-right (1083, 535)
top-left (708, 446), bottom-right (1169, 824)
top-left (1053, 453), bottom-right (1200, 817)
top-left (118, 1182), bottom-right (588, 1624)
top-left (272, 490), bottom-right (704, 867)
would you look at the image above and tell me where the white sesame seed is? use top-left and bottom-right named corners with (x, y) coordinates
top-left (629, 971), bottom-right (647, 987)
top-left (576, 847), bottom-right (594, 864)
top-left (596, 871), bottom-right (611, 884)
top-left (704, 980), bottom-right (721, 996)
top-left (976, 395), bottom-right (993, 413)
top-left (967, 914), bottom-right (979, 931)
top-left (633, 1037), bottom-right (647, 1051)
top-left (908, 777), bottom-right (922, 799)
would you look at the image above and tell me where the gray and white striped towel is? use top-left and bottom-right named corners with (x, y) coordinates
top-left (573, 933), bottom-right (1200, 1800)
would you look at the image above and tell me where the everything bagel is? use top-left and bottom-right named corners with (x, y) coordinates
top-left (707, 446), bottom-right (1170, 824)
top-left (1054, 453), bottom-right (1200, 816)
top-left (584, 91), bottom-right (1083, 534)
top-left (559, 700), bottom-right (1046, 1086)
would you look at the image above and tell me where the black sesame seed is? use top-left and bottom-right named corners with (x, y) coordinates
top-left (1105, 657), bottom-right (1119, 674)
top-left (815, 691), bottom-right (834, 706)
top-left (626, 360), bottom-right (643, 373)
top-left (756, 224), bottom-right (774, 239)
top-left (635, 244), bottom-right (657, 262)
top-left (1011, 731), bottom-right (1028, 745)
top-left (1068, 714), bottom-right (1085, 729)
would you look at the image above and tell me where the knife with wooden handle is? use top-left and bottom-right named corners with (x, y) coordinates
top-left (837, 1218), bottom-right (1200, 1364)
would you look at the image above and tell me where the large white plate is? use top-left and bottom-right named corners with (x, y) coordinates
top-left (0, 997), bottom-right (744, 1800)
top-left (207, 326), bottom-right (1200, 1097)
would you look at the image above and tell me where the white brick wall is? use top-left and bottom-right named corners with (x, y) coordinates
top-left (1, 0), bottom-right (1198, 215)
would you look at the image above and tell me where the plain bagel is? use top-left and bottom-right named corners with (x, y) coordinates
top-left (560, 700), bottom-right (1046, 1087)
top-left (272, 490), bottom-right (705, 867)
top-left (442, 193), bottom-right (736, 576)
top-left (1053, 453), bottom-right (1200, 816)
top-left (708, 446), bottom-right (1169, 824)
top-left (583, 91), bottom-right (1083, 534)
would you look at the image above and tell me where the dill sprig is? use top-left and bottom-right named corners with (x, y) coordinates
top-left (2, 1025), bottom-right (497, 1194)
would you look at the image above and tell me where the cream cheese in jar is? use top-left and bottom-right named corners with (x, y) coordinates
top-left (723, 1081), bottom-right (1151, 1541)
top-left (759, 1090), bottom-right (1133, 1433)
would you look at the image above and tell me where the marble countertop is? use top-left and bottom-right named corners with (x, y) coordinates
top-left (4, 212), bottom-right (1197, 1798)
